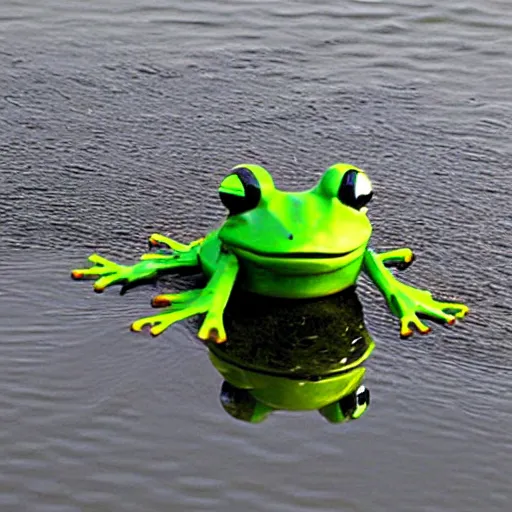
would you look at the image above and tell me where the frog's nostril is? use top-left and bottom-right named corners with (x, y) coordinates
top-left (288, 234), bottom-right (294, 240)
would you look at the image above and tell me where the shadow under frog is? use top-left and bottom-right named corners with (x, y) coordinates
top-left (206, 287), bottom-right (373, 424)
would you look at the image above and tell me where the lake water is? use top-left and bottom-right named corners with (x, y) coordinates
top-left (1, 1), bottom-right (511, 510)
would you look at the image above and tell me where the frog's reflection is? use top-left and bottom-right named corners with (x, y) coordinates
top-left (206, 287), bottom-right (374, 423)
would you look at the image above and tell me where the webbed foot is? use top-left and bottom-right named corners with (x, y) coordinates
top-left (388, 283), bottom-right (469, 338)
top-left (71, 235), bottom-right (201, 294)
top-left (71, 254), bottom-right (157, 294)
top-left (364, 248), bottom-right (468, 338)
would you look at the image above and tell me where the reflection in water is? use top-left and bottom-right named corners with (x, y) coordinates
top-left (207, 288), bottom-right (374, 423)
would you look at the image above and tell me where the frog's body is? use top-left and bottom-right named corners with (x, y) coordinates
top-left (71, 163), bottom-right (468, 341)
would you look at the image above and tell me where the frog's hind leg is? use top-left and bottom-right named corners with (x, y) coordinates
top-left (131, 250), bottom-right (239, 342)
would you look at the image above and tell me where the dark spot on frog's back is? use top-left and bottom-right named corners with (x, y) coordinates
top-left (288, 234), bottom-right (294, 240)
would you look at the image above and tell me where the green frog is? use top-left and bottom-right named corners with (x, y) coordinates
top-left (71, 163), bottom-right (468, 342)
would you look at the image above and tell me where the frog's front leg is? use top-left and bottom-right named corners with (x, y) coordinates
top-left (71, 234), bottom-right (203, 294)
top-left (131, 250), bottom-right (239, 342)
top-left (363, 248), bottom-right (469, 338)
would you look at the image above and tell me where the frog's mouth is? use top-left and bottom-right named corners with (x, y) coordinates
top-left (225, 243), bottom-right (366, 276)
top-left (234, 248), bottom-right (356, 259)
top-left (226, 242), bottom-right (363, 261)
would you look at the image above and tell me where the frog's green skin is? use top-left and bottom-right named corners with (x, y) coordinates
top-left (71, 163), bottom-right (468, 341)
top-left (213, 354), bottom-right (370, 424)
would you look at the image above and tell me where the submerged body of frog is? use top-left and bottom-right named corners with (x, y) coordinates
top-left (71, 163), bottom-right (468, 341)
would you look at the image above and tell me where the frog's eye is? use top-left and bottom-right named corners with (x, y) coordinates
top-left (318, 164), bottom-right (373, 211)
top-left (218, 165), bottom-right (274, 215)
top-left (338, 170), bottom-right (373, 210)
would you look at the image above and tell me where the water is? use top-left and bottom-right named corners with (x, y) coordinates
top-left (1, 0), bottom-right (511, 510)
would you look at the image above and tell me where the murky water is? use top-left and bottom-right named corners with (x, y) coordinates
top-left (1, 0), bottom-right (511, 510)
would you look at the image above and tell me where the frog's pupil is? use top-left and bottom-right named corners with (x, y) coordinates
top-left (338, 170), bottom-right (359, 207)
top-left (338, 170), bottom-right (372, 210)
top-left (219, 168), bottom-right (261, 216)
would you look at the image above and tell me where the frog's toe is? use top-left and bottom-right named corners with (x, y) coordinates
top-left (147, 233), bottom-right (190, 252)
top-left (455, 306), bottom-right (469, 319)
top-left (133, 308), bottom-right (195, 337)
top-left (437, 311), bottom-right (457, 326)
top-left (71, 265), bottom-right (105, 281)
top-left (148, 234), bottom-right (167, 250)
top-left (87, 254), bottom-right (112, 267)
top-left (71, 269), bottom-right (86, 280)
top-left (418, 325), bottom-right (432, 335)
top-left (380, 248), bottom-right (415, 270)
top-left (131, 317), bottom-right (153, 333)
top-left (442, 303), bottom-right (469, 319)
top-left (208, 328), bottom-right (227, 344)
top-left (400, 315), bottom-right (431, 338)
top-left (198, 320), bottom-right (227, 344)
top-left (400, 323), bottom-right (414, 338)
top-left (151, 295), bottom-right (172, 308)
top-left (131, 320), bottom-right (156, 334)
top-left (93, 274), bottom-right (121, 293)
top-left (151, 290), bottom-right (202, 308)
top-left (147, 236), bottom-right (158, 250)
top-left (149, 321), bottom-right (169, 337)
top-left (131, 320), bottom-right (166, 336)
top-left (131, 315), bottom-right (171, 335)
top-left (208, 328), bottom-right (220, 343)
top-left (396, 253), bottom-right (415, 271)
top-left (93, 279), bottom-right (109, 293)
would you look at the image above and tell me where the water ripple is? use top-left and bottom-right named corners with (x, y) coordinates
top-left (1, 0), bottom-right (511, 511)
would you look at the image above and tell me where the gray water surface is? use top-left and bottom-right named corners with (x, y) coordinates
top-left (1, 1), bottom-right (511, 511)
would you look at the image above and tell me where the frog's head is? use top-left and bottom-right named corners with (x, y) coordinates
top-left (218, 163), bottom-right (373, 274)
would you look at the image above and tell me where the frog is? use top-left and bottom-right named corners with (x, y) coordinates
top-left (71, 162), bottom-right (468, 342)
